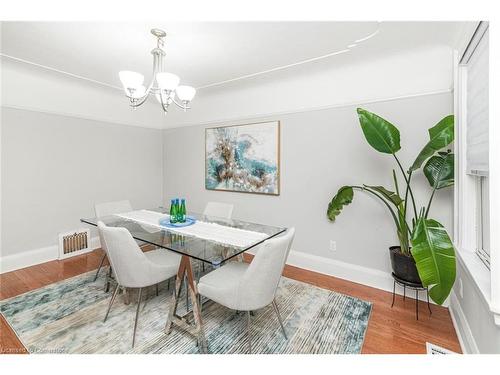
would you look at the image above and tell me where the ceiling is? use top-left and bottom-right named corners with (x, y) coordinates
top-left (1, 21), bottom-right (475, 93)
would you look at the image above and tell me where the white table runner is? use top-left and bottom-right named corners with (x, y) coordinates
top-left (115, 210), bottom-right (268, 248)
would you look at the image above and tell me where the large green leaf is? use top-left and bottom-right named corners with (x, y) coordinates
top-left (411, 217), bottom-right (456, 305)
top-left (364, 185), bottom-right (403, 206)
top-left (409, 115), bottom-right (454, 171)
top-left (356, 108), bottom-right (401, 154)
top-left (423, 153), bottom-right (454, 189)
top-left (327, 186), bottom-right (354, 222)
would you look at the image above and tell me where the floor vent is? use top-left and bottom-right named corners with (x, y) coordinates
top-left (426, 342), bottom-right (457, 354)
top-left (58, 229), bottom-right (92, 259)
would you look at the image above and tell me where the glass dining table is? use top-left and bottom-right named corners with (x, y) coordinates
top-left (81, 207), bottom-right (286, 353)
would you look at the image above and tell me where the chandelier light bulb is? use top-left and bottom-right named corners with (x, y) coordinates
top-left (156, 72), bottom-right (180, 91)
top-left (130, 85), bottom-right (146, 99)
top-left (176, 85), bottom-right (196, 102)
top-left (119, 71), bottom-right (144, 91)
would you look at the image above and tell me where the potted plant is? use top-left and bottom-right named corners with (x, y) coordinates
top-left (327, 108), bottom-right (456, 305)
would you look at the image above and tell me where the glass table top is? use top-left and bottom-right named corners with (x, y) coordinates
top-left (81, 207), bottom-right (286, 266)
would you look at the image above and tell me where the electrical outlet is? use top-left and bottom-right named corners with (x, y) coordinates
top-left (459, 278), bottom-right (463, 299)
top-left (329, 240), bottom-right (337, 252)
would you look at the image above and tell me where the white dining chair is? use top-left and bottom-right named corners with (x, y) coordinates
top-left (97, 221), bottom-right (181, 348)
top-left (94, 200), bottom-right (133, 285)
top-left (203, 201), bottom-right (234, 220)
top-left (184, 201), bottom-right (236, 310)
top-left (197, 228), bottom-right (295, 353)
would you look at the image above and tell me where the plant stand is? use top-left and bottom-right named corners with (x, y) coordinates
top-left (391, 272), bottom-right (432, 320)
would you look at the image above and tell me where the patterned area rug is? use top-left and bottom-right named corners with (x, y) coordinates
top-left (1, 269), bottom-right (372, 354)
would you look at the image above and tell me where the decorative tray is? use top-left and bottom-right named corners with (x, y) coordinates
top-left (159, 216), bottom-right (196, 228)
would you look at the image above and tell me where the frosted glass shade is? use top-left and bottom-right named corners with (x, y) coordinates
top-left (176, 85), bottom-right (196, 101)
top-left (156, 72), bottom-right (180, 91)
top-left (119, 71), bottom-right (144, 90)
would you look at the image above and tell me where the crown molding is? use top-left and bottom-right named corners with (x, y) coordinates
top-left (1, 53), bottom-right (122, 91)
top-left (1, 105), bottom-right (164, 130)
top-left (164, 88), bottom-right (453, 130)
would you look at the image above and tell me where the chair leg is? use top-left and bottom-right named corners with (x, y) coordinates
top-left (123, 287), bottom-right (130, 305)
top-left (104, 266), bottom-right (112, 293)
top-left (104, 284), bottom-right (119, 322)
top-left (185, 276), bottom-right (190, 312)
top-left (94, 253), bottom-right (107, 281)
top-left (272, 299), bottom-right (288, 340)
top-left (246, 311), bottom-right (252, 354)
top-left (132, 288), bottom-right (143, 348)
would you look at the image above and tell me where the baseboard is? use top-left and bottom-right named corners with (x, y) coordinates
top-left (0, 245), bottom-right (58, 274)
top-left (286, 250), bottom-right (393, 291)
top-left (449, 291), bottom-right (479, 354)
top-left (284, 249), bottom-right (447, 306)
top-left (244, 247), bottom-right (441, 304)
top-left (0, 237), bottom-right (101, 274)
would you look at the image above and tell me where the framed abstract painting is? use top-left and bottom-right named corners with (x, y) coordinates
top-left (205, 121), bottom-right (280, 195)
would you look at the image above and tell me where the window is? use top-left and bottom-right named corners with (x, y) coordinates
top-left (455, 21), bottom-right (499, 326)
top-left (465, 25), bottom-right (488, 176)
top-left (461, 21), bottom-right (490, 268)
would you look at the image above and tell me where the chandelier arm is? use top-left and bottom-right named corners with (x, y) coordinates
top-left (128, 41), bottom-right (165, 107)
top-left (129, 98), bottom-right (148, 108)
top-left (160, 101), bottom-right (170, 113)
top-left (171, 98), bottom-right (190, 110)
top-left (157, 91), bottom-right (189, 112)
top-left (128, 82), bottom-right (155, 107)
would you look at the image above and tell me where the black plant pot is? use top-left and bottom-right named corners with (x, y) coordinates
top-left (389, 246), bottom-right (422, 284)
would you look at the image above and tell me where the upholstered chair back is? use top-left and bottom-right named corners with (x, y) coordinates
top-left (95, 200), bottom-right (133, 253)
top-left (203, 202), bottom-right (234, 220)
top-left (97, 221), bottom-right (151, 288)
top-left (238, 228), bottom-right (295, 310)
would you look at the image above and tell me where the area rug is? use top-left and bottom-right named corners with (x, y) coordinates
top-left (0, 269), bottom-right (372, 354)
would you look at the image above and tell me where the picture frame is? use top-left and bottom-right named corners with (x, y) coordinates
top-left (205, 121), bottom-right (281, 195)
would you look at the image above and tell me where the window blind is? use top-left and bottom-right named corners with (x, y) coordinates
top-left (465, 26), bottom-right (489, 176)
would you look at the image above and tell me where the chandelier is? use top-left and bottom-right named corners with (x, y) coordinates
top-left (118, 29), bottom-right (196, 113)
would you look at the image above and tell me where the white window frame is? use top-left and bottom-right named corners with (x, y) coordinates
top-left (475, 176), bottom-right (490, 268)
top-left (454, 21), bottom-right (500, 325)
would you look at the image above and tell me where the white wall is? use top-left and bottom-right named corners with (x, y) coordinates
top-left (163, 92), bottom-right (454, 279)
top-left (0, 107), bottom-right (163, 271)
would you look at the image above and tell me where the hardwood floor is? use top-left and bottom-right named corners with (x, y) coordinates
top-left (281, 263), bottom-right (461, 354)
top-left (0, 249), bottom-right (461, 354)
